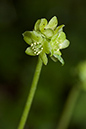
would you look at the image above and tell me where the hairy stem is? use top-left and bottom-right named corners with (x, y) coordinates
top-left (57, 86), bottom-right (81, 129)
top-left (18, 57), bottom-right (43, 129)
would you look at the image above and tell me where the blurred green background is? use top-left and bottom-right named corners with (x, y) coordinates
top-left (0, 0), bottom-right (86, 129)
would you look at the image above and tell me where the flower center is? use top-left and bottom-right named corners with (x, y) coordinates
top-left (31, 42), bottom-right (43, 55)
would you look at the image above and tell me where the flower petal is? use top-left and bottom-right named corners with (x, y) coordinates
top-left (50, 48), bottom-right (62, 57)
top-left (39, 18), bottom-right (48, 32)
top-left (54, 50), bottom-right (62, 55)
top-left (59, 39), bottom-right (70, 49)
top-left (25, 47), bottom-right (36, 56)
top-left (22, 31), bottom-right (32, 45)
top-left (43, 39), bottom-right (51, 54)
top-left (54, 24), bottom-right (65, 34)
top-left (50, 56), bottom-right (58, 62)
top-left (54, 54), bottom-right (64, 65)
top-left (43, 29), bottom-right (54, 38)
top-left (50, 31), bottom-right (66, 44)
top-left (56, 32), bottom-right (66, 43)
top-left (34, 19), bottom-right (41, 31)
top-left (45, 16), bottom-right (58, 30)
top-left (50, 32), bottom-right (66, 52)
top-left (40, 52), bottom-right (48, 65)
top-left (31, 31), bottom-right (43, 42)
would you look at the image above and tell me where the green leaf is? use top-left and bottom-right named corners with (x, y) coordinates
top-left (45, 16), bottom-right (58, 30)
top-left (39, 18), bottom-right (48, 32)
top-left (59, 39), bottom-right (70, 49)
top-left (40, 52), bottom-right (48, 65)
top-left (54, 54), bottom-right (64, 65)
top-left (43, 29), bottom-right (54, 38)
top-left (34, 19), bottom-right (41, 31)
top-left (31, 31), bottom-right (43, 42)
top-left (54, 24), bottom-right (65, 34)
top-left (22, 31), bottom-right (32, 45)
top-left (25, 47), bottom-right (36, 56)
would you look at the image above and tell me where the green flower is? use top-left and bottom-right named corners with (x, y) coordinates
top-left (23, 16), bottom-right (70, 65)
top-left (50, 31), bottom-right (69, 65)
top-left (22, 30), bottom-right (50, 65)
top-left (34, 16), bottom-right (58, 38)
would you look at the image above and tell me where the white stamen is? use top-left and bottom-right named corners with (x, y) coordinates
top-left (34, 51), bottom-right (36, 54)
top-left (34, 42), bottom-right (36, 45)
top-left (37, 42), bottom-right (39, 45)
top-left (37, 51), bottom-right (41, 55)
top-left (34, 49), bottom-right (36, 51)
top-left (31, 43), bottom-right (33, 47)
top-left (32, 47), bottom-right (34, 49)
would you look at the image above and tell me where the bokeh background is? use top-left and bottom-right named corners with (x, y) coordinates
top-left (0, 0), bottom-right (86, 129)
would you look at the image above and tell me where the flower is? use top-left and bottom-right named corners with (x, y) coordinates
top-left (22, 30), bottom-right (50, 65)
top-left (22, 16), bottom-right (70, 65)
top-left (34, 16), bottom-right (57, 38)
top-left (50, 29), bottom-right (70, 65)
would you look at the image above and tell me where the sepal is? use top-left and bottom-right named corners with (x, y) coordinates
top-left (40, 52), bottom-right (48, 65)
top-left (43, 29), bottom-right (54, 38)
top-left (25, 47), bottom-right (36, 56)
top-left (34, 19), bottom-right (41, 31)
top-left (45, 16), bottom-right (58, 30)
top-left (59, 39), bottom-right (70, 49)
top-left (53, 54), bottom-right (64, 65)
top-left (43, 39), bottom-right (51, 54)
top-left (39, 18), bottom-right (47, 32)
top-left (54, 25), bottom-right (65, 34)
top-left (31, 31), bottom-right (43, 42)
top-left (22, 31), bottom-right (32, 45)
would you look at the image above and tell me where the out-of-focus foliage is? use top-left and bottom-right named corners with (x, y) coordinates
top-left (0, 0), bottom-right (86, 129)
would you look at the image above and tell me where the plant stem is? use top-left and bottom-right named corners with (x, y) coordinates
top-left (18, 57), bottom-right (43, 129)
top-left (57, 85), bottom-right (81, 129)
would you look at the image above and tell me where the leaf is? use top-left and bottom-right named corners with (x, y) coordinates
top-left (25, 47), bottom-right (36, 56)
top-left (59, 39), bottom-right (70, 49)
top-left (34, 19), bottom-right (41, 31)
top-left (40, 52), bottom-right (48, 65)
top-left (45, 16), bottom-right (58, 30)
top-left (22, 31), bottom-right (32, 45)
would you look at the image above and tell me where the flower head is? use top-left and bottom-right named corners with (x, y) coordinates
top-left (23, 16), bottom-right (70, 65)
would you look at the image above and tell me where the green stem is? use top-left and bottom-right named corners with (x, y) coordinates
top-left (57, 86), bottom-right (81, 129)
top-left (18, 57), bottom-right (43, 129)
